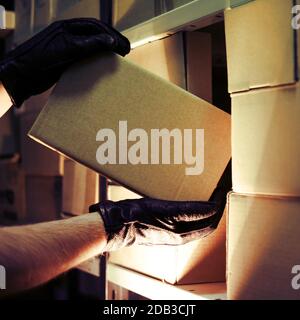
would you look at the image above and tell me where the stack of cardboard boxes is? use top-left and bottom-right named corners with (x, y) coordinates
top-left (225, 0), bottom-right (300, 299)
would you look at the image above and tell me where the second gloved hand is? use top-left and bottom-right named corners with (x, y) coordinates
top-left (89, 188), bottom-right (227, 252)
top-left (0, 18), bottom-right (130, 108)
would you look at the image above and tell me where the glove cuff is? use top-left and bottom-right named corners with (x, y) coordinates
top-left (90, 202), bottom-right (136, 252)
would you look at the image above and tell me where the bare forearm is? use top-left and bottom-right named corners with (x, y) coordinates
top-left (0, 82), bottom-right (12, 117)
top-left (0, 212), bottom-right (107, 294)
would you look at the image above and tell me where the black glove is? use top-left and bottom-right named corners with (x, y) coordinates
top-left (89, 188), bottom-right (228, 251)
top-left (0, 18), bottom-right (130, 108)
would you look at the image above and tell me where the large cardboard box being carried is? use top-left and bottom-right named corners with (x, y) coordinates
top-left (63, 159), bottom-right (99, 215)
top-left (227, 192), bottom-right (300, 300)
top-left (225, 0), bottom-right (298, 93)
top-left (0, 157), bottom-right (26, 223)
top-left (29, 52), bottom-right (231, 284)
top-left (232, 84), bottom-right (300, 196)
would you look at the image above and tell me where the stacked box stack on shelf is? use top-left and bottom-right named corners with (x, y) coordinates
top-left (225, 0), bottom-right (300, 299)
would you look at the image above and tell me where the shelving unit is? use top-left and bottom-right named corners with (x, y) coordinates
top-left (107, 263), bottom-right (227, 300)
top-left (121, 0), bottom-right (253, 48)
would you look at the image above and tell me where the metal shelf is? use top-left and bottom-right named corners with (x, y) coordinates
top-left (107, 263), bottom-right (227, 300)
top-left (122, 0), bottom-right (253, 48)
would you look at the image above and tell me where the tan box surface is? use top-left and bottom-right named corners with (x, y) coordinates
top-left (29, 53), bottom-right (231, 202)
top-left (232, 84), bottom-right (300, 196)
top-left (225, 0), bottom-right (296, 93)
top-left (227, 192), bottom-right (300, 300)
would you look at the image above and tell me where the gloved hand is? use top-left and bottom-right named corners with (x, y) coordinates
top-left (89, 188), bottom-right (228, 251)
top-left (0, 18), bottom-right (130, 108)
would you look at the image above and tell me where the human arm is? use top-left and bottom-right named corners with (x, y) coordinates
top-left (0, 212), bottom-right (106, 294)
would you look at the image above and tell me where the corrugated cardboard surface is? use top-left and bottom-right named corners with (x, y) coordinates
top-left (227, 192), bottom-right (300, 300)
top-left (20, 110), bottom-right (63, 176)
top-left (0, 158), bottom-right (26, 223)
top-left (30, 53), bottom-right (231, 201)
top-left (63, 159), bottom-right (99, 215)
top-left (225, 0), bottom-right (296, 93)
top-left (232, 83), bottom-right (300, 196)
top-left (25, 175), bottom-right (62, 223)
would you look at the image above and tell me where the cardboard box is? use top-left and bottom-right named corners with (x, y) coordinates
top-left (227, 192), bottom-right (300, 300)
top-left (25, 175), bottom-right (62, 222)
top-left (53, 0), bottom-right (100, 20)
top-left (0, 157), bottom-right (26, 223)
top-left (63, 159), bottom-right (99, 215)
top-left (112, 0), bottom-right (155, 31)
top-left (232, 84), bottom-right (300, 196)
top-left (0, 110), bottom-right (17, 156)
top-left (225, 0), bottom-right (297, 93)
top-left (29, 53), bottom-right (231, 202)
top-left (14, 0), bottom-right (34, 45)
top-left (127, 32), bottom-right (212, 102)
top-left (20, 110), bottom-right (64, 176)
